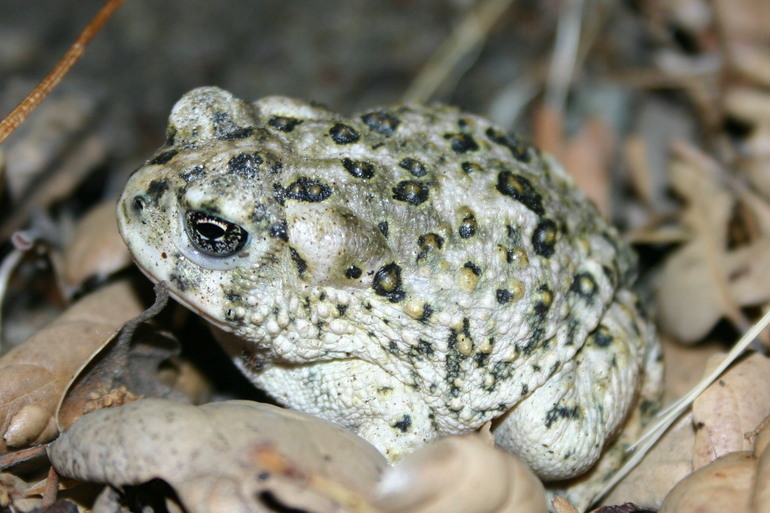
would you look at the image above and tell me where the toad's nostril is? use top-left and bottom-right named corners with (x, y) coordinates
top-left (132, 195), bottom-right (146, 212)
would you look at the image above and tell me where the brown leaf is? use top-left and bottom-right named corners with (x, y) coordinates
top-left (61, 201), bottom-right (132, 291)
top-left (692, 353), bottom-right (770, 469)
top-left (602, 413), bottom-right (695, 510)
top-left (48, 399), bottom-right (387, 513)
top-left (532, 103), bottom-right (613, 215)
top-left (0, 281), bottom-right (143, 452)
top-left (57, 323), bottom-right (185, 432)
top-left (658, 451), bottom-right (754, 513)
top-left (376, 434), bottom-right (547, 513)
top-left (656, 143), bottom-right (740, 341)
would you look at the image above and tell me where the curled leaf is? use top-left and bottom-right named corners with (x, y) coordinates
top-left (0, 281), bottom-right (143, 452)
top-left (61, 201), bottom-right (132, 291)
top-left (692, 353), bottom-right (770, 469)
top-left (376, 434), bottom-right (548, 513)
top-left (48, 398), bottom-right (387, 513)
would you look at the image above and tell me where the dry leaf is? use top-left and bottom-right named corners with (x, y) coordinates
top-left (532, 103), bottom-right (613, 215)
top-left (658, 451), bottom-right (755, 513)
top-left (0, 281), bottom-right (143, 452)
top-left (723, 237), bottom-right (770, 306)
top-left (57, 320), bottom-right (187, 431)
top-left (376, 434), bottom-right (547, 513)
top-left (656, 144), bottom-right (739, 341)
top-left (601, 337), bottom-right (724, 508)
top-left (601, 414), bottom-right (694, 510)
top-left (691, 352), bottom-right (770, 469)
top-left (61, 201), bottom-right (132, 291)
top-left (0, 472), bottom-right (43, 513)
top-left (48, 399), bottom-right (387, 513)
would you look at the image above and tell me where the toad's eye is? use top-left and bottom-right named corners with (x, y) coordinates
top-left (184, 210), bottom-right (249, 257)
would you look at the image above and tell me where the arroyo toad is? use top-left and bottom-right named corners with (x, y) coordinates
top-left (117, 87), bottom-right (661, 487)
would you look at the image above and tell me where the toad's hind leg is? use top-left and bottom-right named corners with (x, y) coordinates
top-left (492, 289), bottom-right (661, 508)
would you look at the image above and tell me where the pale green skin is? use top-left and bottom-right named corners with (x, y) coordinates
top-left (117, 87), bottom-right (661, 507)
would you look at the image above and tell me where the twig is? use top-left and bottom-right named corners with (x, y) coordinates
top-left (42, 465), bottom-right (60, 506)
top-left (545, 0), bottom-right (585, 112)
top-left (401, 0), bottom-right (516, 104)
top-left (0, 0), bottom-right (125, 145)
top-left (0, 444), bottom-right (49, 470)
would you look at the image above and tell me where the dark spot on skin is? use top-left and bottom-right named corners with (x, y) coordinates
top-left (565, 318), bottom-right (580, 346)
top-left (169, 272), bottom-right (193, 293)
top-left (570, 272), bottom-right (598, 301)
top-left (228, 152), bottom-right (263, 179)
top-left (132, 196), bottom-right (146, 211)
top-left (224, 127), bottom-right (254, 140)
top-left (532, 219), bottom-right (559, 258)
top-left (591, 325), bottom-right (614, 348)
top-left (341, 158), bottom-right (375, 179)
top-left (392, 181), bottom-right (429, 205)
top-left (146, 179), bottom-right (169, 204)
top-left (329, 123), bottom-right (360, 144)
top-left (474, 353), bottom-right (489, 367)
top-left (444, 133), bottom-right (479, 153)
top-left (336, 304), bottom-right (348, 316)
top-left (224, 307), bottom-right (246, 324)
top-left (269, 221), bottom-right (289, 242)
top-left (461, 162), bottom-right (482, 174)
top-left (417, 233), bottom-right (444, 261)
top-left (496, 289), bottom-right (513, 304)
top-left (378, 221), bottom-right (389, 237)
top-left (496, 171), bottom-right (545, 216)
top-left (533, 285), bottom-right (553, 320)
top-left (506, 224), bottom-right (522, 242)
top-left (345, 266), bottom-right (362, 279)
top-left (268, 116), bottom-right (303, 132)
top-left (459, 211), bottom-right (477, 239)
top-left (149, 149), bottom-right (178, 165)
top-left (463, 261), bottom-right (481, 276)
top-left (462, 318), bottom-right (472, 340)
top-left (399, 157), bottom-right (428, 177)
top-left (393, 414), bottom-right (412, 432)
top-left (361, 111), bottom-right (400, 135)
top-left (545, 405), bottom-right (580, 429)
top-left (418, 303), bottom-right (434, 323)
top-left (213, 112), bottom-right (254, 141)
top-left (226, 292), bottom-right (243, 303)
top-left (180, 165), bottom-right (205, 183)
top-left (485, 126), bottom-right (531, 162)
top-left (289, 247), bottom-right (307, 277)
top-left (388, 341), bottom-right (398, 353)
top-left (409, 340), bottom-right (435, 358)
top-left (372, 263), bottom-right (405, 302)
top-left (282, 177), bottom-right (333, 203)
top-left (165, 127), bottom-right (176, 146)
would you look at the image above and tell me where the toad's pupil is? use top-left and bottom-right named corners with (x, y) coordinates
top-left (185, 210), bottom-right (248, 257)
top-left (197, 221), bottom-right (225, 240)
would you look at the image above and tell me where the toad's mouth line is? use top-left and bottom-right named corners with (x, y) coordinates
top-left (133, 260), bottom-right (235, 333)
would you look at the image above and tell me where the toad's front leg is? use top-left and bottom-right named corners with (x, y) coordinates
top-left (251, 358), bottom-right (439, 461)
